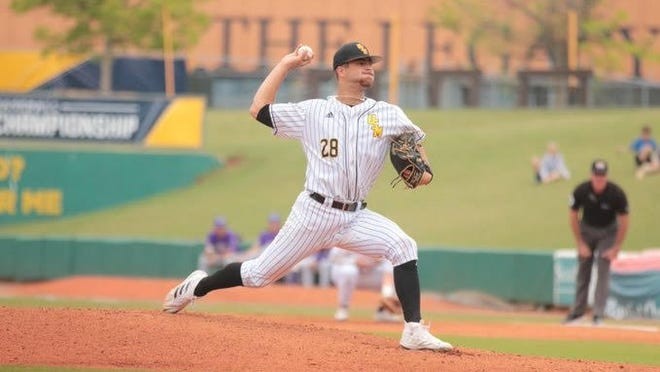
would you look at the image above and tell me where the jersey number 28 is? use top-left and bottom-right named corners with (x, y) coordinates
top-left (320, 138), bottom-right (339, 158)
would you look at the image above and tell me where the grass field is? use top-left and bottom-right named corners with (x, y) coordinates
top-left (1, 109), bottom-right (659, 251)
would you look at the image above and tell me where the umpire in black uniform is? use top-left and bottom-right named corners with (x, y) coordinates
top-left (564, 159), bottom-right (629, 325)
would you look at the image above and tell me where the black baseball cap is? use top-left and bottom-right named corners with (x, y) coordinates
top-left (591, 159), bottom-right (608, 176)
top-left (332, 42), bottom-right (383, 70)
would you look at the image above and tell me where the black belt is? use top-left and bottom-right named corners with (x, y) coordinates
top-left (309, 192), bottom-right (366, 212)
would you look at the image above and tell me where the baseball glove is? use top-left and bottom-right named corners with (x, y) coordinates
top-left (389, 132), bottom-right (431, 189)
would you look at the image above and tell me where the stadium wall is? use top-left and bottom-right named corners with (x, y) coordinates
top-left (0, 150), bottom-right (220, 224)
top-left (417, 248), bottom-right (554, 304)
top-left (0, 238), bottom-right (554, 304)
top-left (2, 237), bottom-right (657, 318)
top-left (0, 236), bottom-right (202, 280)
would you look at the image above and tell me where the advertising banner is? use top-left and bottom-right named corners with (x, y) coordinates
top-left (553, 249), bottom-right (660, 319)
top-left (0, 93), bottom-right (205, 148)
top-left (607, 250), bottom-right (660, 319)
top-left (0, 93), bottom-right (167, 142)
top-left (553, 249), bottom-right (579, 307)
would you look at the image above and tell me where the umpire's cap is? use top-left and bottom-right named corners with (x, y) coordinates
top-left (333, 42), bottom-right (383, 70)
top-left (591, 159), bottom-right (608, 176)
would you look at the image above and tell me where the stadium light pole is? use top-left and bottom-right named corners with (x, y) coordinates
top-left (388, 12), bottom-right (401, 105)
top-left (567, 9), bottom-right (578, 88)
top-left (162, 3), bottom-right (175, 97)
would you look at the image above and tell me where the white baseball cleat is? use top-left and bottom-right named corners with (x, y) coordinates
top-left (163, 270), bottom-right (208, 314)
top-left (334, 307), bottom-right (349, 321)
top-left (400, 321), bottom-right (453, 351)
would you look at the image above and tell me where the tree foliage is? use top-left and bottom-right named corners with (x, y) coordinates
top-left (431, 0), bottom-right (517, 72)
top-left (581, 10), bottom-right (660, 76)
top-left (11, 0), bottom-right (210, 91)
top-left (432, 0), bottom-right (659, 77)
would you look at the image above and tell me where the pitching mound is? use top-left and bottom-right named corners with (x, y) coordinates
top-left (1, 276), bottom-right (658, 371)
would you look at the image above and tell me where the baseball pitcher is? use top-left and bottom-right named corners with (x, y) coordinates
top-left (163, 42), bottom-right (452, 351)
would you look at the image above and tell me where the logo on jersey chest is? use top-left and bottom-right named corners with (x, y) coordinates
top-left (588, 193), bottom-right (611, 210)
top-left (366, 114), bottom-right (383, 138)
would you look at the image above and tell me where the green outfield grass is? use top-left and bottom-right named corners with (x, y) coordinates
top-left (1, 109), bottom-right (659, 251)
top-left (377, 332), bottom-right (660, 367)
top-left (1, 297), bottom-right (658, 367)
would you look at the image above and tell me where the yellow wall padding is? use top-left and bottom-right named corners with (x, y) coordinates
top-left (0, 51), bottom-right (86, 92)
top-left (144, 96), bottom-right (206, 149)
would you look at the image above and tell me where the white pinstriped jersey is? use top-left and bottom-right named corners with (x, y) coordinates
top-left (269, 96), bottom-right (425, 202)
top-left (240, 96), bottom-right (423, 288)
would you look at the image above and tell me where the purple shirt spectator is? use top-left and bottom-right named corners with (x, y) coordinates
top-left (205, 216), bottom-right (240, 254)
top-left (206, 230), bottom-right (240, 254)
top-left (254, 213), bottom-right (281, 249)
top-left (258, 230), bottom-right (278, 247)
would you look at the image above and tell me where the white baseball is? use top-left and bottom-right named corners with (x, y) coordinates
top-left (297, 45), bottom-right (314, 60)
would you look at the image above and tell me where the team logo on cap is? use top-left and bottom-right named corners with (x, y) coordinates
top-left (356, 43), bottom-right (369, 55)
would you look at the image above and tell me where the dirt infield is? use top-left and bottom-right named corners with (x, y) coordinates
top-left (1, 276), bottom-right (659, 371)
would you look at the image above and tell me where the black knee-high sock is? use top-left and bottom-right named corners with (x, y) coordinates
top-left (393, 260), bottom-right (422, 323)
top-left (194, 262), bottom-right (243, 297)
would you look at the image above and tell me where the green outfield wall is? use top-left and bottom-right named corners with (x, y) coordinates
top-left (0, 236), bottom-right (202, 280)
top-left (4, 237), bottom-right (654, 318)
top-left (0, 237), bottom-right (555, 305)
top-left (418, 248), bottom-right (554, 304)
top-left (0, 149), bottom-right (220, 224)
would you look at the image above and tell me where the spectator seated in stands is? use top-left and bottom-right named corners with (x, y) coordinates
top-left (197, 216), bottom-right (242, 273)
top-left (234, 213), bottom-right (282, 261)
